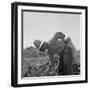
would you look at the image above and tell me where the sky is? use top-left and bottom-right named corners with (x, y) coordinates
top-left (23, 11), bottom-right (81, 50)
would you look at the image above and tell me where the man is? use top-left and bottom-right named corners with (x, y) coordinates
top-left (65, 37), bottom-right (80, 65)
top-left (58, 37), bottom-right (75, 75)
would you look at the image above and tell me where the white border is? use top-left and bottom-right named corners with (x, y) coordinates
top-left (18, 5), bottom-right (86, 84)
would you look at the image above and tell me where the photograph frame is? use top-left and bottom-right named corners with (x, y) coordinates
top-left (11, 2), bottom-right (88, 87)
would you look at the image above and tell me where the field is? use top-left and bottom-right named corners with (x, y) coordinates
top-left (22, 47), bottom-right (80, 77)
